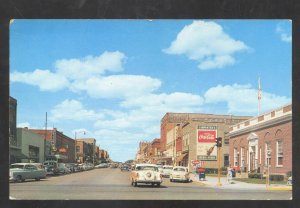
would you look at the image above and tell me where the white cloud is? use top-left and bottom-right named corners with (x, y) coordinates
top-left (276, 22), bottom-right (292, 43)
top-left (10, 69), bottom-right (69, 92)
top-left (55, 51), bottom-right (126, 80)
top-left (204, 84), bottom-right (291, 113)
top-left (50, 99), bottom-right (103, 122)
top-left (163, 20), bottom-right (249, 70)
top-left (17, 122), bottom-right (31, 128)
top-left (94, 129), bottom-right (148, 145)
top-left (93, 92), bottom-right (203, 133)
top-left (121, 92), bottom-right (204, 108)
top-left (70, 75), bottom-right (162, 99)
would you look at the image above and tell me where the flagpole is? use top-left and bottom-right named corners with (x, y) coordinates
top-left (258, 77), bottom-right (261, 115)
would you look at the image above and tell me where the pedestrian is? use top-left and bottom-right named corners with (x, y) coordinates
top-left (227, 164), bottom-right (232, 183)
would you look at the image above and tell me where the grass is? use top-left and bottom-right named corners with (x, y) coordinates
top-left (233, 178), bottom-right (287, 184)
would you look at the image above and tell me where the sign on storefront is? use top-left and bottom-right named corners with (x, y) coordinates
top-left (197, 126), bottom-right (217, 161)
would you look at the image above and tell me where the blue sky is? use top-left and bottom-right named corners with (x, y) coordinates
top-left (10, 20), bottom-right (292, 162)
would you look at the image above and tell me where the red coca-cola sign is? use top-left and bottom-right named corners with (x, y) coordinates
top-left (197, 130), bottom-right (217, 143)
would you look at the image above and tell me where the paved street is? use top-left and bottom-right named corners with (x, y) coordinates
top-left (9, 168), bottom-right (292, 200)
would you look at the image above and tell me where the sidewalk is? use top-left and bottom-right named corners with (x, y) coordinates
top-left (189, 174), bottom-right (292, 191)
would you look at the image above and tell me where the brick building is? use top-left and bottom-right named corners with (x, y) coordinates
top-left (135, 141), bottom-right (151, 163)
top-left (75, 138), bottom-right (97, 164)
top-left (30, 128), bottom-right (75, 163)
top-left (9, 96), bottom-right (28, 163)
top-left (160, 113), bottom-right (251, 169)
top-left (227, 103), bottom-right (292, 178)
top-left (181, 115), bottom-right (250, 171)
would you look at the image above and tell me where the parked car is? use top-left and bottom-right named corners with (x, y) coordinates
top-left (169, 166), bottom-right (190, 182)
top-left (65, 163), bottom-right (76, 173)
top-left (130, 164), bottom-right (162, 187)
top-left (95, 163), bottom-right (109, 168)
top-left (10, 163), bottom-right (47, 182)
top-left (161, 165), bottom-right (173, 177)
top-left (73, 163), bottom-right (82, 172)
top-left (43, 161), bottom-right (59, 175)
top-left (82, 163), bottom-right (94, 171)
top-left (57, 163), bottom-right (71, 174)
top-left (110, 163), bottom-right (119, 168)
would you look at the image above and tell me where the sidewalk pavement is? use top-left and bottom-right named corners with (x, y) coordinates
top-left (189, 173), bottom-right (292, 191)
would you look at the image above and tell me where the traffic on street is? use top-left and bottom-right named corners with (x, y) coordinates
top-left (9, 163), bottom-right (292, 200)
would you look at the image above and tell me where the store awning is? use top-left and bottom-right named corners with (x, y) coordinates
top-left (176, 153), bottom-right (187, 162)
top-left (11, 151), bottom-right (28, 159)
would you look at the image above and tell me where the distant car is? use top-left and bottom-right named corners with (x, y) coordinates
top-left (10, 163), bottom-right (47, 182)
top-left (73, 164), bottom-right (82, 172)
top-left (161, 165), bottom-right (173, 177)
top-left (169, 166), bottom-right (190, 182)
top-left (43, 161), bottom-right (59, 175)
top-left (120, 165), bottom-right (130, 171)
top-left (57, 163), bottom-right (71, 174)
top-left (95, 163), bottom-right (109, 168)
top-left (130, 164), bottom-right (163, 187)
top-left (65, 163), bottom-right (76, 173)
top-left (82, 163), bottom-right (94, 170)
top-left (110, 163), bottom-right (118, 168)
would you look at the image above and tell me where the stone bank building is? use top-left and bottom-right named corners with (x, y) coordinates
top-left (227, 103), bottom-right (292, 178)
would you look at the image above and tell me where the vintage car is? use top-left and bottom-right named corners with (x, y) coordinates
top-left (57, 163), bottom-right (71, 174)
top-left (161, 165), bottom-right (173, 177)
top-left (10, 163), bottom-right (47, 182)
top-left (130, 164), bottom-right (162, 187)
top-left (43, 161), bottom-right (59, 175)
top-left (120, 164), bottom-right (130, 171)
top-left (169, 166), bottom-right (190, 182)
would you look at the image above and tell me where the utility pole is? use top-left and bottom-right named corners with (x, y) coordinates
top-left (44, 112), bottom-right (47, 162)
top-left (216, 137), bottom-right (222, 186)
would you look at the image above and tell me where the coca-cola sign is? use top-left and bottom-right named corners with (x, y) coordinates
top-left (197, 130), bottom-right (217, 143)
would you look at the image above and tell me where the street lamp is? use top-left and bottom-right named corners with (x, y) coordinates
top-left (74, 130), bottom-right (86, 163)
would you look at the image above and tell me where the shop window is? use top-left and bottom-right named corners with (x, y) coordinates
top-left (277, 140), bottom-right (283, 166)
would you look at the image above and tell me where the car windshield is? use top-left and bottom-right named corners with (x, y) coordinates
top-left (173, 168), bottom-right (186, 172)
top-left (136, 166), bottom-right (158, 171)
top-left (10, 164), bottom-right (24, 169)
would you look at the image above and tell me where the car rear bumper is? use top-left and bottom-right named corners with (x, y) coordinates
top-left (136, 180), bottom-right (162, 184)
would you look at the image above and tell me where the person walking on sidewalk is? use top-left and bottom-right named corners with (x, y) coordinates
top-left (227, 164), bottom-right (233, 183)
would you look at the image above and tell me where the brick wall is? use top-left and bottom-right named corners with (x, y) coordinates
top-left (229, 120), bottom-right (292, 176)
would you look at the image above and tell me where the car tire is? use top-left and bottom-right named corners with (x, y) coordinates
top-left (170, 179), bottom-right (173, 182)
top-left (156, 183), bottom-right (161, 187)
top-left (16, 175), bottom-right (23, 183)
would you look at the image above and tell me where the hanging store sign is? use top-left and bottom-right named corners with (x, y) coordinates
top-left (197, 126), bottom-right (217, 161)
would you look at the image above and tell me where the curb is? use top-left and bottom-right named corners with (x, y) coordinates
top-left (192, 180), bottom-right (210, 186)
top-left (267, 187), bottom-right (292, 191)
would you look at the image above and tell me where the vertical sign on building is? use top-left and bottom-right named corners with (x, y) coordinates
top-left (197, 126), bottom-right (217, 161)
